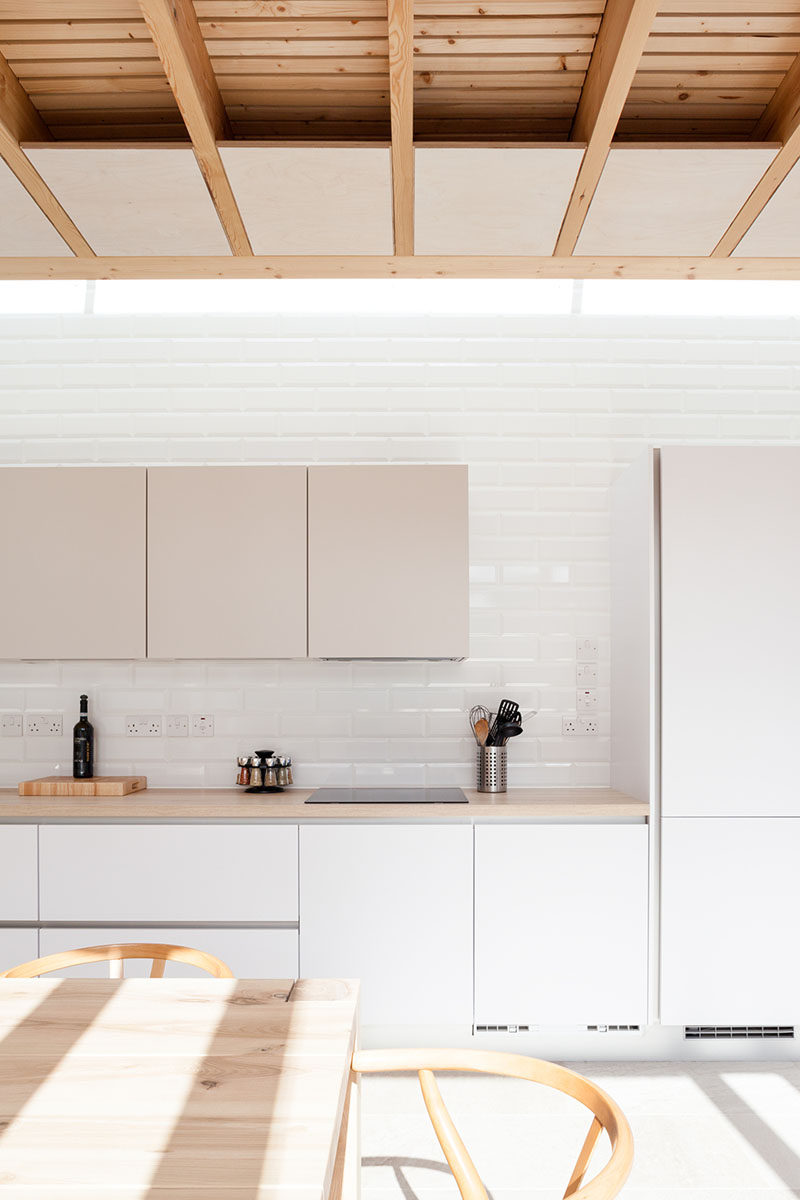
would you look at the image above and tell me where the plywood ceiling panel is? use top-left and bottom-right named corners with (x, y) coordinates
top-left (576, 145), bottom-right (778, 256)
top-left (0, 159), bottom-right (72, 257)
top-left (415, 146), bottom-right (584, 254)
top-left (25, 146), bottom-right (231, 255)
top-left (2, 1), bottom-right (798, 144)
top-left (734, 160), bottom-right (800, 255)
top-left (219, 145), bottom-right (393, 253)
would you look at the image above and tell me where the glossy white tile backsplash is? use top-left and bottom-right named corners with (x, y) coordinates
top-left (1, 310), bottom-right (799, 788)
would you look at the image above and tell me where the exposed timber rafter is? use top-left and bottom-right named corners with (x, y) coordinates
top-left (712, 52), bottom-right (800, 256)
top-left (0, 51), bottom-right (94, 257)
top-left (554, 0), bottom-right (659, 256)
top-left (388, 0), bottom-right (414, 255)
top-left (138, 0), bottom-right (253, 256)
top-left (1, 255), bottom-right (800, 280)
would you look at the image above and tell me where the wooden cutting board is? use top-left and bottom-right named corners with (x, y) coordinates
top-left (18, 776), bottom-right (147, 797)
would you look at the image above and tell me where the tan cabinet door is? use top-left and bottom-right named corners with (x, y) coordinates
top-left (147, 466), bottom-right (307, 658)
top-left (0, 467), bottom-right (145, 659)
top-left (308, 465), bottom-right (468, 658)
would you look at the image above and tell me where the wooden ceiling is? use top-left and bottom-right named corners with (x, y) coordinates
top-left (1, 0), bottom-right (800, 276)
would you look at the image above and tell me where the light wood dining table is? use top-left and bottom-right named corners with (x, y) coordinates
top-left (0, 976), bottom-right (360, 1199)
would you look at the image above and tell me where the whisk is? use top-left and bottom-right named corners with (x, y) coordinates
top-left (468, 704), bottom-right (492, 744)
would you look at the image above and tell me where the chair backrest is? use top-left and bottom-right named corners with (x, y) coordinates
top-left (0, 942), bottom-right (234, 979)
top-left (352, 1048), bottom-right (633, 1200)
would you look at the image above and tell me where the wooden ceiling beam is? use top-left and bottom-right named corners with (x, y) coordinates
top-left (554, 0), bottom-right (659, 256)
top-left (138, 0), bottom-right (252, 256)
top-left (0, 52), bottom-right (94, 257)
top-left (2, 255), bottom-right (800, 280)
top-left (388, 0), bottom-right (414, 255)
top-left (712, 53), bottom-right (800, 256)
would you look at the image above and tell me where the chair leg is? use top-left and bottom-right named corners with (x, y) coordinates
top-left (418, 1070), bottom-right (488, 1200)
top-left (563, 1116), bottom-right (603, 1199)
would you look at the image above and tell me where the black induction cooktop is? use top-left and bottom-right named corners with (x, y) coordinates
top-left (305, 787), bottom-right (467, 804)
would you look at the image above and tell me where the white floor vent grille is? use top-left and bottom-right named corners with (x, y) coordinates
top-left (587, 1024), bottom-right (641, 1033)
top-left (474, 1024), bottom-right (531, 1033)
top-left (474, 1023), bottom-right (640, 1034)
top-left (684, 1025), bottom-right (794, 1040)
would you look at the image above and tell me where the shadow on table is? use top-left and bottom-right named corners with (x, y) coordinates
top-left (0, 979), bottom-right (121, 1135)
top-left (142, 978), bottom-right (295, 1199)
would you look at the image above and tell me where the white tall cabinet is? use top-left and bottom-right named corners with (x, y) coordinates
top-left (612, 447), bottom-right (800, 1026)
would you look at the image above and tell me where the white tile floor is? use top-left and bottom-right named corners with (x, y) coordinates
top-left (360, 1062), bottom-right (800, 1199)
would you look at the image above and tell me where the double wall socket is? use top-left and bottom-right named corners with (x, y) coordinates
top-left (126, 716), bottom-right (162, 737)
top-left (26, 713), bottom-right (63, 736)
top-left (126, 714), bottom-right (214, 737)
top-left (562, 716), bottom-right (600, 736)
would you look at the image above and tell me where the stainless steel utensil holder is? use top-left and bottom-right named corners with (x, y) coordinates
top-left (477, 745), bottom-right (507, 793)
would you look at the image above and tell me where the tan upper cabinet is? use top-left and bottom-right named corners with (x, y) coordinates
top-left (308, 465), bottom-right (469, 659)
top-left (147, 466), bottom-right (307, 659)
top-left (0, 467), bottom-right (146, 659)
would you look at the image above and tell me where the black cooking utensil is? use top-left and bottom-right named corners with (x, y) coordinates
top-left (487, 699), bottom-right (520, 745)
top-left (497, 721), bottom-right (523, 746)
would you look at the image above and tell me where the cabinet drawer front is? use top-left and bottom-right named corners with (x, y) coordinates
top-left (40, 825), bottom-right (298, 923)
top-left (0, 826), bottom-right (38, 921)
top-left (39, 926), bottom-right (298, 979)
top-left (0, 929), bottom-right (39, 975)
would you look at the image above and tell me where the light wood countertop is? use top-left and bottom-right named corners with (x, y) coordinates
top-left (0, 786), bottom-right (648, 821)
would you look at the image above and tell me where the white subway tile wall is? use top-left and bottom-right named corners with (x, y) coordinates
top-left (1, 310), bottom-right (799, 789)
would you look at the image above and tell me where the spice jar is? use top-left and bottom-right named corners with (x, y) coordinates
top-left (263, 756), bottom-right (278, 787)
top-left (236, 756), bottom-right (250, 787)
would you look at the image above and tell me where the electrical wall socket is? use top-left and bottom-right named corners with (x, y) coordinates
top-left (576, 663), bottom-right (599, 685)
top-left (0, 712), bottom-right (22, 737)
top-left (563, 715), bottom-right (600, 736)
top-left (166, 714), bottom-right (189, 737)
top-left (192, 714), bottom-right (214, 737)
top-left (25, 712), bottom-right (63, 737)
top-left (577, 689), bottom-right (599, 711)
top-left (126, 715), bottom-right (162, 737)
top-left (576, 637), bottom-right (599, 662)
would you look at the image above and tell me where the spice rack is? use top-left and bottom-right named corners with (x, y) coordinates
top-left (236, 750), bottom-right (293, 794)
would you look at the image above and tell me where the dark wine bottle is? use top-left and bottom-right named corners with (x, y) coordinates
top-left (72, 694), bottom-right (94, 780)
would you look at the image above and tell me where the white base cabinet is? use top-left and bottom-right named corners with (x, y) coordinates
top-left (39, 926), bottom-right (298, 979)
top-left (0, 826), bottom-right (38, 921)
top-left (299, 824), bottom-right (473, 1026)
top-left (0, 928), bottom-right (38, 974)
top-left (475, 825), bottom-right (648, 1027)
top-left (661, 818), bottom-right (800, 1025)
